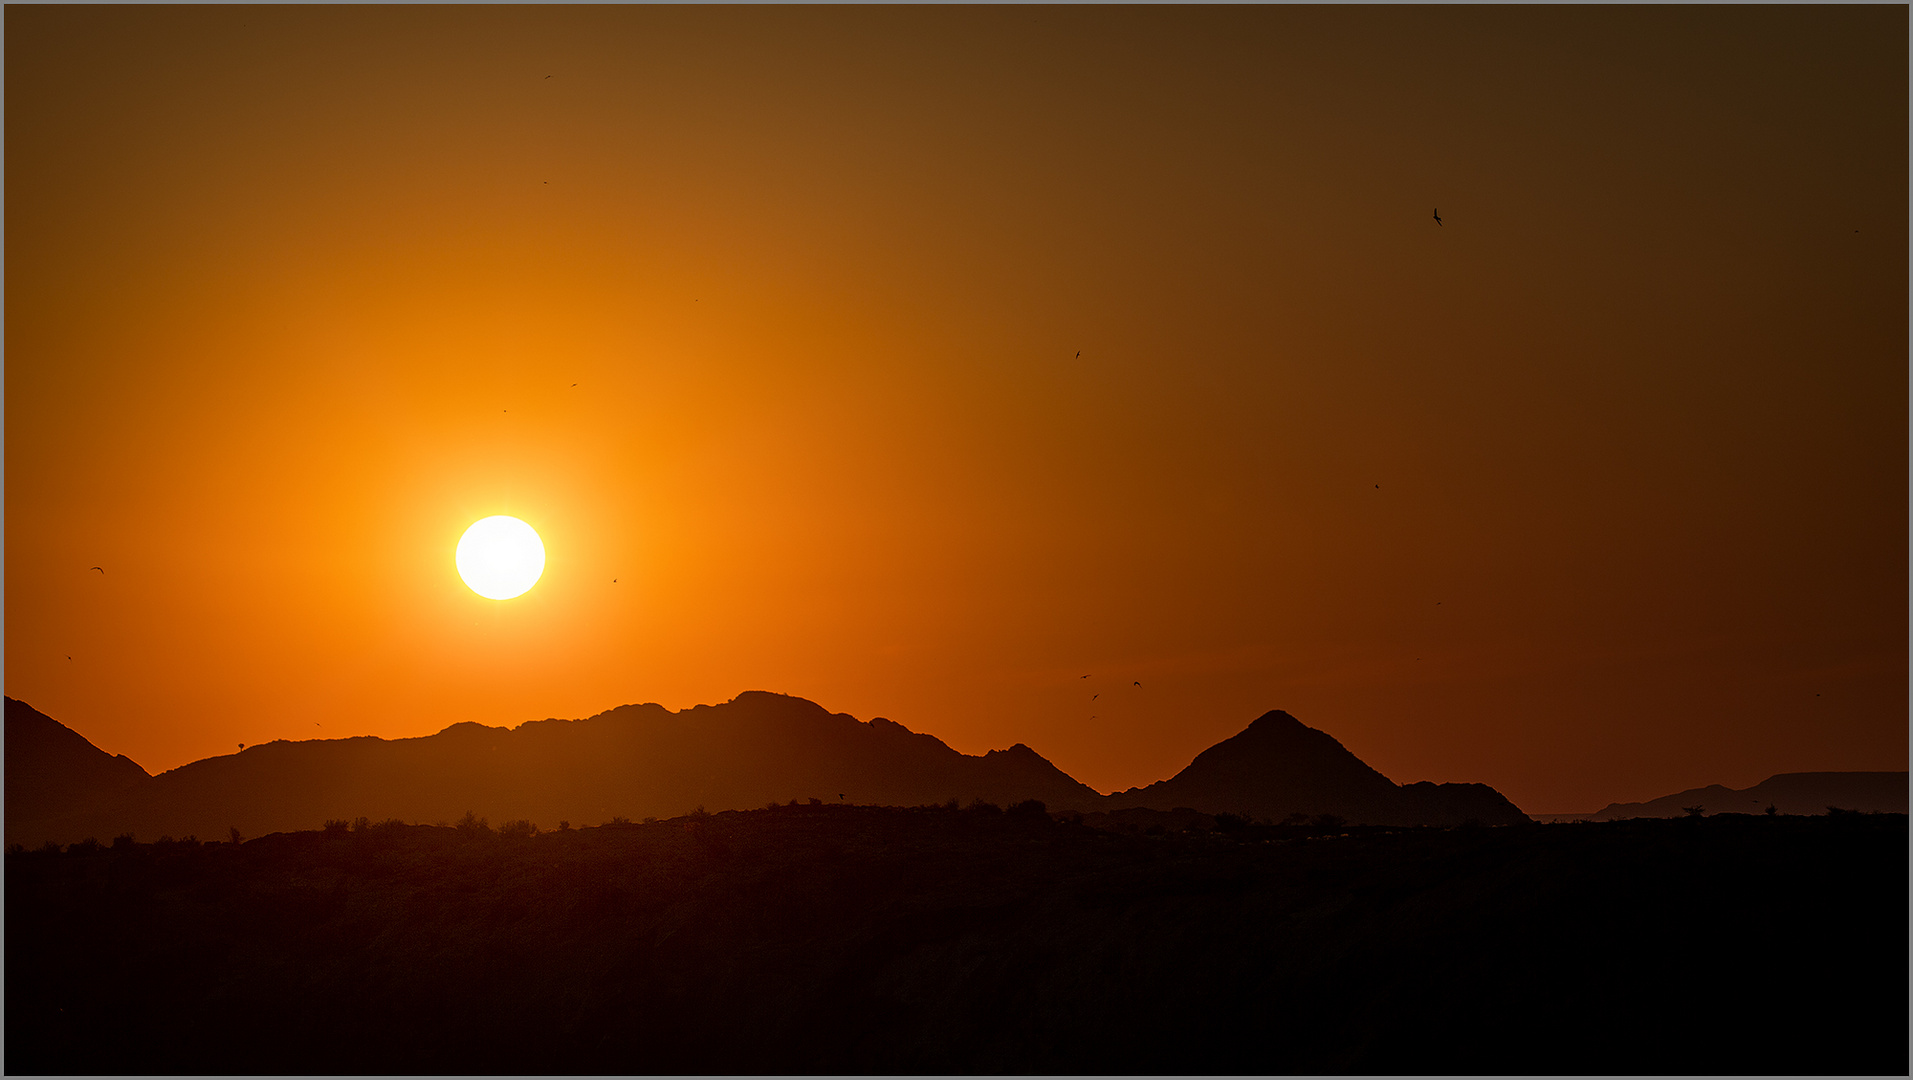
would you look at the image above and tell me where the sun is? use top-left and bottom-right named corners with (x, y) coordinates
top-left (455, 516), bottom-right (546, 600)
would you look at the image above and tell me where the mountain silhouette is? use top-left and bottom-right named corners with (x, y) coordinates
top-left (1107, 709), bottom-right (1527, 826)
top-left (5, 698), bottom-right (153, 843)
top-left (6, 693), bottom-right (1528, 846)
top-left (1592, 771), bottom-right (1908, 819)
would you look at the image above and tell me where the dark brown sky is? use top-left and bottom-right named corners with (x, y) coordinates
top-left (7, 6), bottom-right (1906, 813)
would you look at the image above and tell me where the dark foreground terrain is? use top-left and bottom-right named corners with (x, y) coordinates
top-left (7, 806), bottom-right (1906, 1074)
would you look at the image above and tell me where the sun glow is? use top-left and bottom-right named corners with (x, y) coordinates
top-left (455, 516), bottom-right (546, 600)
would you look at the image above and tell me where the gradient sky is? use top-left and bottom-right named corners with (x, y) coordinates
top-left (7, 6), bottom-right (1906, 814)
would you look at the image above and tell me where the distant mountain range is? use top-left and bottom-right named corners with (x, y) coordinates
top-left (1589, 771), bottom-right (1907, 820)
top-left (7, 692), bottom-right (1531, 845)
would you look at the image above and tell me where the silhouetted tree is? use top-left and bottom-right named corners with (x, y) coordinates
top-left (351, 816), bottom-right (373, 832)
top-left (1007, 799), bottom-right (1049, 821)
top-left (1310, 814), bottom-right (1347, 829)
top-left (112, 833), bottom-right (135, 851)
top-left (1282, 812), bottom-right (1311, 826)
top-left (456, 811), bottom-right (492, 835)
top-left (6, 843), bottom-right (23, 855)
top-left (966, 799), bottom-right (1004, 815)
top-left (558, 820), bottom-right (571, 831)
top-left (1764, 804), bottom-right (1779, 816)
top-left (499, 819), bottom-right (537, 839)
top-left (1681, 805), bottom-right (1705, 818)
top-left (323, 819), bottom-right (350, 835)
top-left (229, 826), bottom-right (243, 846)
top-left (71, 837), bottom-right (102, 855)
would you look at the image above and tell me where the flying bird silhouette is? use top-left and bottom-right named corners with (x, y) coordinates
top-left (1092, 693), bottom-right (1098, 700)
top-left (1433, 208), bottom-right (1442, 226)
top-left (1133, 681), bottom-right (1140, 687)
top-left (90, 566), bottom-right (104, 574)
top-left (1080, 674), bottom-right (1090, 679)
top-left (1075, 351), bottom-right (1080, 358)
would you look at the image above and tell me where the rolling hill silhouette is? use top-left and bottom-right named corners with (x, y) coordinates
top-left (7, 693), bottom-right (1527, 845)
top-left (1592, 771), bottom-right (1908, 819)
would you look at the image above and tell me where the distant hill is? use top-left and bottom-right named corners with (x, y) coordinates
top-left (1107, 709), bottom-right (1527, 826)
top-left (1593, 771), bottom-right (1909, 819)
top-left (6, 693), bottom-right (1528, 845)
top-left (5, 698), bottom-right (153, 844)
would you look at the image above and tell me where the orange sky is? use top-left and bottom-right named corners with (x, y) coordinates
top-left (7, 6), bottom-right (1906, 814)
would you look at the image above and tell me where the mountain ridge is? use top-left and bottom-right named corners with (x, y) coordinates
top-left (1592, 770), bottom-right (1908, 819)
top-left (7, 692), bottom-right (1529, 845)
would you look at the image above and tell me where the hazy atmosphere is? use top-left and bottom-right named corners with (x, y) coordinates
top-left (7, 5), bottom-right (1905, 814)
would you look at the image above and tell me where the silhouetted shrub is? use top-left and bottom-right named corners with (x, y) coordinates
top-left (690, 806), bottom-right (711, 820)
top-left (351, 816), bottom-right (373, 832)
top-left (558, 820), bottom-right (572, 831)
top-left (808, 798), bottom-right (823, 807)
top-left (229, 826), bottom-right (243, 846)
top-left (1681, 805), bottom-right (1705, 818)
top-left (1827, 806), bottom-right (1860, 817)
top-left (112, 833), bottom-right (136, 851)
top-left (456, 811), bottom-right (492, 835)
top-left (1213, 813), bottom-right (1251, 833)
top-left (6, 843), bottom-right (23, 855)
top-left (323, 819), bottom-right (350, 835)
top-left (71, 838), bottom-right (103, 855)
top-left (38, 840), bottom-right (61, 854)
top-left (943, 797), bottom-right (960, 812)
top-left (641, 817), bottom-right (657, 825)
top-left (1765, 804), bottom-right (1778, 816)
top-left (1309, 814), bottom-right (1347, 830)
top-left (609, 816), bottom-right (632, 826)
top-left (966, 799), bottom-right (1003, 815)
top-left (1007, 799), bottom-right (1049, 821)
top-left (498, 819), bottom-right (537, 840)
top-left (1282, 812), bottom-right (1311, 827)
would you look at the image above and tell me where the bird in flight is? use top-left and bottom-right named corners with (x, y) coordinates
top-left (1080, 674), bottom-right (1090, 679)
top-left (1075, 351), bottom-right (1080, 358)
top-left (1433, 208), bottom-right (1442, 226)
top-left (90, 566), bottom-right (104, 574)
top-left (838, 793), bottom-right (845, 801)
top-left (1092, 693), bottom-right (1098, 700)
top-left (545, 74), bottom-right (553, 79)
top-left (1133, 681), bottom-right (1141, 687)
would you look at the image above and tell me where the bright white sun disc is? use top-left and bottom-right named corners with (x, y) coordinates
top-left (455, 516), bottom-right (546, 600)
